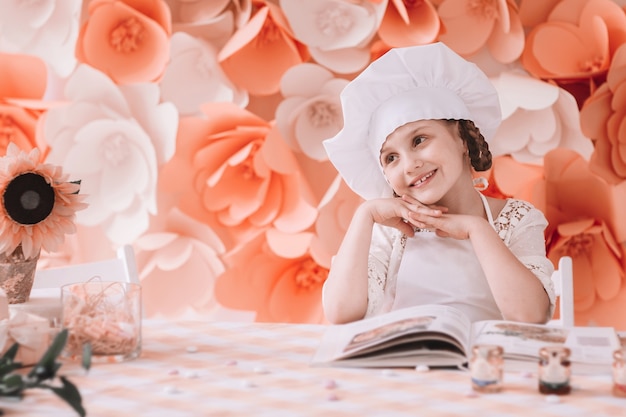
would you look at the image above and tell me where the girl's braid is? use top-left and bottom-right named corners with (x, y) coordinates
top-left (457, 119), bottom-right (492, 171)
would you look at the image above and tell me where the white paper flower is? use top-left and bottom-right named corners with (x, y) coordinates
top-left (43, 64), bottom-right (178, 245)
top-left (135, 208), bottom-right (226, 319)
top-left (275, 63), bottom-right (348, 161)
top-left (164, 0), bottom-right (252, 49)
top-left (0, 0), bottom-right (81, 77)
top-left (279, 0), bottom-right (388, 74)
top-left (490, 71), bottom-right (594, 165)
top-left (160, 32), bottom-right (248, 116)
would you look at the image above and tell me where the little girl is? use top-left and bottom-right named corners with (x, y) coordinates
top-left (322, 43), bottom-right (555, 325)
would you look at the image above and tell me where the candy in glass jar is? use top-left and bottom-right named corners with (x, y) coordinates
top-left (469, 344), bottom-right (503, 393)
top-left (538, 346), bottom-right (571, 395)
top-left (613, 347), bottom-right (626, 398)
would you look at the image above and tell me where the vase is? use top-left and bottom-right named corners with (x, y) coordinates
top-left (0, 245), bottom-right (40, 304)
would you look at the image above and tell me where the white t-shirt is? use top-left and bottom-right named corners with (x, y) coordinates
top-left (365, 197), bottom-right (555, 322)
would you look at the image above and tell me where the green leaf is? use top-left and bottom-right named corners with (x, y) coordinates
top-left (27, 329), bottom-right (68, 379)
top-left (1, 343), bottom-right (19, 361)
top-left (0, 374), bottom-right (24, 395)
top-left (81, 343), bottom-right (91, 372)
top-left (50, 377), bottom-right (85, 417)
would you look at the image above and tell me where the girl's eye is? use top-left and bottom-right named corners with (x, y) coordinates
top-left (383, 154), bottom-right (397, 165)
top-left (412, 136), bottom-right (426, 146)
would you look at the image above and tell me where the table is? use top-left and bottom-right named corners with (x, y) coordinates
top-left (1, 320), bottom-right (625, 417)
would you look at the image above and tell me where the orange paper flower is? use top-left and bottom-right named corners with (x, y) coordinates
top-left (215, 233), bottom-right (327, 323)
top-left (377, 0), bottom-right (440, 48)
top-left (0, 143), bottom-right (87, 259)
top-left (160, 102), bottom-right (318, 249)
top-left (76, 0), bottom-right (172, 84)
top-left (542, 148), bottom-right (625, 328)
top-left (580, 43), bottom-right (626, 185)
top-left (218, 1), bottom-right (309, 95)
top-left (438, 0), bottom-right (525, 63)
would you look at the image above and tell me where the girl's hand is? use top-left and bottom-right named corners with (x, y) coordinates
top-left (361, 196), bottom-right (446, 237)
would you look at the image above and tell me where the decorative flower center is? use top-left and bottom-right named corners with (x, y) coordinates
top-left (256, 18), bottom-right (281, 46)
top-left (102, 135), bottom-right (130, 166)
top-left (0, 115), bottom-right (16, 148)
top-left (110, 17), bottom-right (145, 53)
top-left (563, 233), bottom-right (594, 257)
top-left (404, 0), bottom-right (425, 8)
top-left (307, 101), bottom-right (341, 129)
top-left (467, 0), bottom-right (498, 19)
top-left (3, 173), bottom-right (55, 225)
top-left (316, 5), bottom-right (354, 37)
top-left (294, 259), bottom-right (328, 289)
top-left (580, 56), bottom-right (604, 73)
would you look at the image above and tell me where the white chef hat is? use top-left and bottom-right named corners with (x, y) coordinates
top-left (323, 42), bottom-right (501, 200)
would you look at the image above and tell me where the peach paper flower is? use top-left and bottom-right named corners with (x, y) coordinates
top-left (76, 0), bottom-right (172, 84)
top-left (490, 70), bottom-right (593, 164)
top-left (377, 0), bottom-right (440, 48)
top-left (160, 102), bottom-right (318, 249)
top-left (275, 63), bottom-right (348, 161)
top-left (438, 0), bottom-right (525, 64)
top-left (43, 64), bottom-right (178, 245)
top-left (0, 143), bottom-right (87, 259)
top-left (580, 43), bottom-right (626, 185)
top-left (164, 0), bottom-right (252, 49)
top-left (159, 32), bottom-right (248, 116)
top-left (134, 208), bottom-right (226, 319)
top-left (279, 0), bottom-right (387, 74)
top-left (0, 0), bottom-right (82, 77)
top-left (521, 0), bottom-right (626, 104)
top-left (0, 53), bottom-right (47, 100)
top-left (217, 1), bottom-right (309, 95)
top-left (541, 148), bottom-right (625, 327)
top-left (214, 233), bottom-right (327, 323)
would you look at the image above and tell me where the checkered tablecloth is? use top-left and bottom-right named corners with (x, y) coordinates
top-left (2, 319), bottom-right (624, 416)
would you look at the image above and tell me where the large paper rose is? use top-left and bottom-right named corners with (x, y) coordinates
top-left (580, 43), bottom-right (626, 185)
top-left (438, 0), bottom-right (524, 64)
top-left (76, 0), bottom-right (172, 84)
top-left (541, 148), bottom-right (625, 328)
top-left (160, 102), bottom-right (318, 249)
top-left (160, 32), bottom-right (248, 116)
top-left (0, 0), bottom-right (81, 77)
top-left (214, 232), bottom-right (327, 323)
top-left (134, 208), bottom-right (226, 319)
top-left (275, 63), bottom-right (348, 161)
top-left (42, 64), bottom-right (178, 245)
top-left (217, 1), bottom-right (309, 95)
top-left (279, 0), bottom-right (387, 74)
top-left (490, 70), bottom-right (593, 164)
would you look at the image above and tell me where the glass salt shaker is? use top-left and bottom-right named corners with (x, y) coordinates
top-left (613, 347), bottom-right (626, 398)
top-left (538, 346), bottom-right (571, 395)
top-left (469, 344), bottom-right (504, 393)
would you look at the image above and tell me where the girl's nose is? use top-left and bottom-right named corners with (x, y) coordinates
top-left (405, 156), bottom-right (423, 173)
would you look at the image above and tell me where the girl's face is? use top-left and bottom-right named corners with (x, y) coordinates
top-left (379, 119), bottom-right (470, 205)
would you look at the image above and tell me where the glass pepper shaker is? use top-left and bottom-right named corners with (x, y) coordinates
top-left (538, 346), bottom-right (571, 395)
top-left (613, 347), bottom-right (626, 398)
top-left (469, 344), bottom-right (504, 393)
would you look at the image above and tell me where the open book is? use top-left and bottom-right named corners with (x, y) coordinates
top-left (312, 304), bottom-right (620, 375)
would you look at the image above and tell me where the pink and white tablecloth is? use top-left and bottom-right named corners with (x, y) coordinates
top-left (2, 320), bottom-right (624, 416)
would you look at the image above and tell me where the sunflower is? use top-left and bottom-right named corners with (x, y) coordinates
top-left (0, 143), bottom-right (87, 260)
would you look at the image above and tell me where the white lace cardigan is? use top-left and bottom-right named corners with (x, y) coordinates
top-left (365, 199), bottom-right (556, 320)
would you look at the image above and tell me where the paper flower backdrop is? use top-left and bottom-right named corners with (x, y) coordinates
top-left (1, 0), bottom-right (626, 329)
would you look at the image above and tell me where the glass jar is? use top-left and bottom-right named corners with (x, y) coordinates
top-left (613, 347), bottom-right (626, 398)
top-left (538, 346), bottom-right (571, 395)
top-left (469, 344), bottom-right (504, 393)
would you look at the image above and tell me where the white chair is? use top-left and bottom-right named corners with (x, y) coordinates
top-left (11, 245), bottom-right (140, 323)
top-left (547, 256), bottom-right (574, 327)
top-left (32, 244), bottom-right (139, 289)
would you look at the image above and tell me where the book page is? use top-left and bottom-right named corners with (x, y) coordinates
top-left (312, 304), bottom-right (472, 365)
